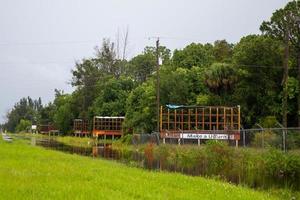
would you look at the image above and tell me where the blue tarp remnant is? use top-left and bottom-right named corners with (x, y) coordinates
top-left (166, 104), bottom-right (185, 109)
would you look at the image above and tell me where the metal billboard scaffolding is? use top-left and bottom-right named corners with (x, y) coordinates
top-left (159, 105), bottom-right (241, 146)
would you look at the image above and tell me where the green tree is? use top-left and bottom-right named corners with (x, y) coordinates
top-left (127, 53), bottom-right (156, 83)
top-left (127, 46), bottom-right (171, 83)
top-left (144, 46), bottom-right (171, 65)
top-left (71, 59), bottom-right (101, 118)
top-left (124, 81), bottom-right (156, 134)
top-left (94, 38), bottom-right (126, 78)
top-left (39, 102), bottom-right (55, 125)
top-left (232, 35), bottom-right (283, 127)
top-left (172, 43), bottom-right (214, 68)
top-left (204, 63), bottom-right (240, 96)
top-left (71, 39), bottom-right (126, 118)
top-left (53, 93), bottom-right (75, 134)
top-left (260, 0), bottom-right (300, 126)
top-left (160, 67), bottom-right (191, 105)
top-left (213, 40), bottom-right (233, 63)
top-left (5, 97), bottom-right (42, 132)
top-left (89, 77), bottom-right (135, 117)
top-left (160, 66), bottom-right (207, 105)
top-left (16, 119), bottom-right (32, 133)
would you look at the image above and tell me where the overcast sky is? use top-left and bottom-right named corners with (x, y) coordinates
top-left (0, 0), bottom-right (289, 123)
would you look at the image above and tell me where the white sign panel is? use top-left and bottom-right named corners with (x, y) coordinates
top-left (180, 133), bottom-right (235, 140)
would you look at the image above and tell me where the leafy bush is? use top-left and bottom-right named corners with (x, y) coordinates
top-left (119, 134), bottom-right (133, 145)
top-left (16, 119), bottom-right (32, 133)
top-left (252, 131), bottom-right (281, 148)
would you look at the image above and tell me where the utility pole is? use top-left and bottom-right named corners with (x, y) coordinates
top-left (298, 38), bottom-right (300, 127)
top-left (156, 38), bottom-right (160, 133)
top-left (298, 59), bottom-right (300, 127)
top-left (282, 28), bottom-right (289, 128)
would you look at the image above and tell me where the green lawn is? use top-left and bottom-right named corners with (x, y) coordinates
top-left (0, 138), bottom-right (280, 200)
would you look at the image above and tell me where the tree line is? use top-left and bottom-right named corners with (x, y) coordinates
top-left (3, 1), bottom-right (300, 134)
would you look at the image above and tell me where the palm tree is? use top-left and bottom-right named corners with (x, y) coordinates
top-left (204, 63), bottom-right (239, 95)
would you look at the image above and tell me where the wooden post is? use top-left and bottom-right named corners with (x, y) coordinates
top-left (188, 109), bottom-right (191, 130)
top-left (160, 106), bottom-right (163, 132)
top-left (224, 107), bottom-right (226, 129)
top-left (231, 108), bottom-right (233, 129)
top-left (209, 107), bottom-right (212, 130)
top-left (243, 129), bottom-right (246, 147)
top-left (181, 109), bottom-right (184, 130)
top-left (216, 107), bottom-right (219, 130)
top-left (174, 110), bottom-right (177, 130)
top-left (237, 106), bottom-right (241, 149)
top-left (202, 108), bottom-right (205, 130)
top-left (198, 139), bottom-right (201, 146)
top-left (238, 106), bottom-right (241, 131)
top-left (195, 108), bottom-right (198, 129)
top-left (282, 129), bottom-right (286, 152)
top-left (167, 109), bottom-right (170, 130)
top-left (93, 116), bottom-right (95, 138)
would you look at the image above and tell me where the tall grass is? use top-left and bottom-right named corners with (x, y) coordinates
top-left (146, 141), bottom-right (300, 191)
top-left (11, 133), bottom-right (300, 192)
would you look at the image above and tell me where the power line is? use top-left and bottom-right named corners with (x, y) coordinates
top-left (0, 60), bottom-right (297, 70)
top-left (238, 64), bottom-right (297, 70)
top-left (147, 36), bottom-right (204, 41)
top-left (0, 61), bottom-right (75, 65)
top-left (0, 35), bottom-right (227, 47)
top-left (0, 40), bottom-right (99, 46)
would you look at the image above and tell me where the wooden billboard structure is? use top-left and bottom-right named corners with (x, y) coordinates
top-left (160, 105), bottom-right (241, 146)
top-left (73, 119), bottom-right (90, 136)
top-left (38, 124), bottom-right (59, 135)
top-left (92, 116), bottom-right (125, 138)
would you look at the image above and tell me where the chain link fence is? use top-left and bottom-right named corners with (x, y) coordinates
top-left (131, 133), bottom-right (160, 145)
top-left (159, 127), bottom-right (300, 151)
top-left (240, 127), bottom-right (300, 151)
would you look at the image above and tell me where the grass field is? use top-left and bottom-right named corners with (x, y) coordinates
top-left (55, 135), bottom-right (95, 147)
top-left (13, 133), bottom-right (104, 148)
top-left (0, 137), bottom-right (283, 200)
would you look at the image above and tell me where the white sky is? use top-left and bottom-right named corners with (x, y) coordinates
top-left (0, 0), bottom-right (289, 123)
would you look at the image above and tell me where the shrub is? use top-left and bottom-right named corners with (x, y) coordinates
top-left (264, 149), bottom-right (300, 189)
top-left (252, 131), bottom-right (281, 148)
top-left (154, 145), bottom-right (170, 170)
top-left (144, 143), bottom-right (154, 169)
top-left (120, 134), bottom-right (133, 145)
